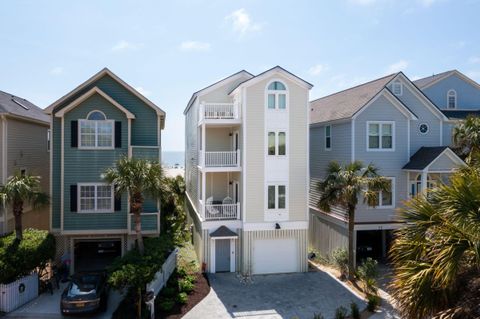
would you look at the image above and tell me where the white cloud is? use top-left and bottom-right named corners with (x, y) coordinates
top-left (308, 64), bottom-right (328, 76)
top-left (386, 60), bottom-right (409, 74)
top-left (179, 41), bottom-right (211, 52)
top-left (469, 56), bottom-right (480, 64)
top-left (225, 8), bottom-right (262, 36)
top-left (49, 67), bottom-right (63, 75)
top-left (111, 40), bottom-right (143, 52)
top-left (135, 87), bottom-right (151, 96)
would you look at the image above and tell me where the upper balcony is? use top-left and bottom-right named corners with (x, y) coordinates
top-left (198, 102), bottom-right (241, 125)
top-left (198, 150), bottom-right (241, 171)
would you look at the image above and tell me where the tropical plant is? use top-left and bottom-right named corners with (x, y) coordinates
top-left (160, 175), bottom-right (188, 245)
top-left (0, 172), bottom-right (49, 240)
top-left (104, 157), bottom-right (163, 254)
top-left (453, 115), bottom-right (480, 164)
top-left (357, 257), bottom-right (379, 295)
top-left (389, 165), bottom-right (480, 318)
top-left (334, 306), bottom-right (348, 319)
top-left (367, 294), bottom-right (380, 312)
top-left (331, 248), bottom-right (349, 279)
top-left (318, 161), bottom-right (389, 280)
top-left (350, 302), bottom-right (361, 319)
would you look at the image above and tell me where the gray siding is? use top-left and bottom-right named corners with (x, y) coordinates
top-left (422, 74), bottom-right (480, 110)
top-left (309, 211), bottom-right (348, 258)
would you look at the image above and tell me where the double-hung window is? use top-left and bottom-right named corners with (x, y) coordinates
top-left (267, 184), bottom-right (287, 210)
top-left (325, 125), bottom-right (331, 150)
top-left (447, 90), bottom-right (457, 109)
top-left (392, 81), bottom-right (403, 96)
top-left (267, 81), bottom-right (287, 110)
top-left (368, 122), bottom-right (394, 151)
top-left (79, 111), bottom-right (114, 149)
top-left (79, 183), bottom-right (113, 213)
top-left (267, 131), bottom-right (287, 156)
top-left (373, 177), bottom-right (394, 208)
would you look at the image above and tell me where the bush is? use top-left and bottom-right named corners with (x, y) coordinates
top-left (158, 298), bottom-right (175, 311)
top-left (162, 286), bottom-right (176, 297)
top-left (313, 313), bottom-right (324, 319)
top-left (331, 248), bottom-right (349, 278)
top-left (184, 274), bottom-right (196, 284)
top-left (179, 278), bottom-right (195, 294)
top-left (334, 306), bottom-right (347, 319)
top-left (176, 292), bottom-right (188, 304)
top-left (367, 294), bottom-right (381, 312)
top-left (357, 258), bottom-right (379, 295)
top-left (350, 302), bottom-right (360, 319)
top-left (0, 229), bottom-right (55, 284)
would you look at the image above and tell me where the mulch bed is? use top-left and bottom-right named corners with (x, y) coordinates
top-left (156, 273), bottom-right (210, 319)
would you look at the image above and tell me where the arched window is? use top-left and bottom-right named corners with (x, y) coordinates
top-left (80, 110), bottom-right (113, 149)
top-left (447, 90), bottom-right (457, 109)
top-left (266, 81), bottom-right (287, 110)
top-left (87, 110), bottom-right (107, 121)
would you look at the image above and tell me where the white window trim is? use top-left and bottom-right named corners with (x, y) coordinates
top-left (325, 125), bottom-right (332, 151)
top-left (78, 119), bottom-right (115, 150)
top-left (266, 130), bottom-right (288, 157)
top-left (77, 183), bottom-right (114, 213)
top-left (447, 89), bottom-right (457, 109)
top-left (47, 129), bottom-right (51, 152)
top-left (366, 121), bottom-right (395, 152)
top-left (373, 177), bottom-right (395, 209)
top-left (265, 183), bottom-right (288, 213)
top-left (265, 80), bottom-right (288, 111)
top-left (86, 110), bottom-right (107, 120)
top-left (392, 81), bottom-right (403, 96)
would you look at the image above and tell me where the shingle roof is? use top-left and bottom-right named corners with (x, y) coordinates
top-left (0, 90), bottom-right (49, 124)
top-left (310, 73), bottom-right (397, 124)
top-left (441, 110), bottom-right (480, 120)
top-left (402, 146), bottom-right (449, 170)
top-left (210, 226), bottom-right (238, 238)
top-left (413, 70), bottom-right (455, 89)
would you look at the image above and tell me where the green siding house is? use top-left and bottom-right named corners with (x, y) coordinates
top-left (45, 68), bottom-right (165, 272)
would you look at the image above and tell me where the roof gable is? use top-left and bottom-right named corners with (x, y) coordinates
top-left (0, 90), bottom-right (49, 124)
top-left (403, 146), bottom-right (464, 170)
top-left (414, 70), bottom-right (480, 91)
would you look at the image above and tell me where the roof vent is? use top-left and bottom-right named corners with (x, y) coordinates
top-left (11, 98), bottom-right (29, 110)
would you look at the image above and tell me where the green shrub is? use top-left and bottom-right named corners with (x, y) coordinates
top-left (334, 306), bottom-right (348, 319)
top-left (331, 248), bottom-right (349, 278)
top-left (367, 294), bottom-right (381, 312)
top-left (179, 278), bottom-right (195, 294)
top-left (350, 302), bottom-right (360, 319)
top-left (176, 292), bottom-right (188, 304)
top-left (158, 298), bottom-right (175, 311)
top-left (162, 286), bottom-right (176, 297)
top-left (184, 274), bottom-right (196, 284)
top-left (357, 258), bottom-right (379, 295)
top-left (313, 313), bottom-right (324, 319)
top-left (0, 229), bottom-right (55, 284)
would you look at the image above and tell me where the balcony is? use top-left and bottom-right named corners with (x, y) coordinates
top-left (202, 202), bottom-right (240, 221)
top-left (199, 150), bottom-right (241, 170)
top-left (199, 102), bottom-right (240, 124)
top-left (130, 146), bottom-right (161, 161)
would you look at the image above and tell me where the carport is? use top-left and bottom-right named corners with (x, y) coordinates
top-left (73, 239), bottom-right (122, 272)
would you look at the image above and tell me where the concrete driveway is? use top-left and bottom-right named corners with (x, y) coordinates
top-left (184, 271), bottom-right (365, 319)
top-left (6, 282), bottom-right (122, 319)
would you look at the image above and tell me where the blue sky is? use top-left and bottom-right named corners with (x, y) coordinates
top-left (1, 0), bottom-right (479, 151)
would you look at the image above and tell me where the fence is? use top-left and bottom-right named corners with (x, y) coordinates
top-left (0, 273), bottom-right (38, 313)
top-left (146, 248), bottom-right (179, 297)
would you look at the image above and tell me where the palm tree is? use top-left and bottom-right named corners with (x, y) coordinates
top-left (318, 161), bottom-right (389, 281)
top-left (453, 115), bottom-right (480, 164)
top-left (103, 157), bottom-right (163, 254)
top-left (0, 172), bottom-right (49, 240)
top-left (389, 165), bottom-right (480, 319)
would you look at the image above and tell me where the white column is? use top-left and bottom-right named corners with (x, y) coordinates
top-left (202, 171), bottom-right (206, 219)
top-left (421, 170), bottom-right (428, 193)
top-left (201, 123), bottom-right (206, 167)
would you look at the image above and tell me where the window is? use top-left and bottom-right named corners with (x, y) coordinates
top-left (447, 90), bottom-right (457, 109)
top-left (78, 184), bottom-right (113, 213)
top-left (367, 122), bottom-right (394, 151)
top-left (325, 125), bottom-right (331, 150)
top-left (267, 131), bottom-right (287, 156)
top-left (47, 129), bottom-right (51, 152)
top-left (79, 111), bottom-right (114, 149)
top-left (419, 123), bottom-right (429, 134)
top-left (267, 184), bottom-right (287, 210)
top-left (374, 178), bottom-right (394, 208)
top-left (266, 81), bottom-right (287, 110)
top-left (392, 81), bottom-right (403, 96)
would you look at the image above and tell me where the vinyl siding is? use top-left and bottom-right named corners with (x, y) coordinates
top-left (309, 211), bottom-right (348, 258)
top-left (429, 153), bottom-right (460, 171)
top-left (52, 117), bottom-right (61, 229)
top-left (185, 101), bottom-right (200, 213)
top-left (422, 74), bottom-right (480, 110)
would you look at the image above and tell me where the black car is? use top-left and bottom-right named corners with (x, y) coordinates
top-left (60, 271), bottom-right (108, 315)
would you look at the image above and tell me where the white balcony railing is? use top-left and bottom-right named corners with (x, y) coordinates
top-left (200, 150), bottom-right (240, 168)
top-left (204, 203), bottom-right (240, 220)
top-left (199, 102), bottom-right (239, 121)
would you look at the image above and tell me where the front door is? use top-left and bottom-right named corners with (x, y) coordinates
top-left (215, 239), bottom-right (231, 272)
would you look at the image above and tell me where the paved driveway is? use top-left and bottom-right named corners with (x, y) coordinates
top-left (184, 271), bottom-right (365, 319)
top-left (6, 282), bottom-right (122, 319)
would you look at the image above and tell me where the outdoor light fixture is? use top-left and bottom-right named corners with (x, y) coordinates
top-left (275, 223), bottom-right (281, 230)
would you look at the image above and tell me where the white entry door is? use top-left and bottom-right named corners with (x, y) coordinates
top-left (252, 238), bottom-right (298, 274)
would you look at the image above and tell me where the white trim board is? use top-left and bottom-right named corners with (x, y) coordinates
top-left (243, 221), bottom-right (308, 231)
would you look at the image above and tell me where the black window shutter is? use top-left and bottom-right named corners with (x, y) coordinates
top-left (70, 185), bottom-right (77, 212)
top-left (115, 121), bottom-right (122, 148)
top-left (114, 195), bottom-right (121, 211)
top-left (71, 121), bottom-right (78, 147)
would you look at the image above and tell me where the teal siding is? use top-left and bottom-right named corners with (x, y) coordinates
top-left (130, 214), bottom-right (158, 232)
top-left (132, 147), bottom-right (160, 161)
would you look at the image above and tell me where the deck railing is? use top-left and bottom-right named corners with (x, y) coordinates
top-left (204, 203), bottom-right (240, 220)
top-left (199, 102), bottom-right (239, 121)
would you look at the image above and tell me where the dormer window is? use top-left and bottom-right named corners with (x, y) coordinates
top-left (447, 90), bottom-right (457, 109)
top-left (79, 110), bottom-right (114, 149)
top-left (267, 81), bottom-right (287, 110)
top-left (392, 81), bottom-right (403, 96)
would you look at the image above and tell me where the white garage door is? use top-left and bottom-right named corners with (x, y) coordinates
top-left (252, 238), bottom-right (298, 274)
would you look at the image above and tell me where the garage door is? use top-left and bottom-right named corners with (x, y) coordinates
top-left (252, 238), bottom-right (298, 274)
top-left (74, 240), bottom-right (121, 272)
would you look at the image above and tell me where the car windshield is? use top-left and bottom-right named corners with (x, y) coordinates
top-left (68, 274), bottom-right (99, 297)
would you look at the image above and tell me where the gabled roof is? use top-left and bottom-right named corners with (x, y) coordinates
top-left (441, 110), bottom-right (480, 120)
top-left (309, 73), bottom-right (397, 123)
top-left (414, 69), bottom-right (480, 91)
top-left (402, 146), bottom-right (464, 170)
top-left (0, 90), bottom-right (49, 124)
top-left (210, 226), bottom-right (238, 238)
top-left (183, 70), bottom-right (253, 115)
top-left (45, 68), bottom-right (165, 127)
top-left (228, 65), bottom-right (313, 95)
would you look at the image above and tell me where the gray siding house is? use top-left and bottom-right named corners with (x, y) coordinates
top-left (0, 90), bottom-right (50, 234)
top-left (309, 70), bottom-right (477, 264)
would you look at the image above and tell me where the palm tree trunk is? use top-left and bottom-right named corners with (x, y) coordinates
top-left (347, 204), bottom-right (355, 281)
top-left (13, 201), bottom-right (23, 240)
top-left (131, 192), bottom-right (144, 254)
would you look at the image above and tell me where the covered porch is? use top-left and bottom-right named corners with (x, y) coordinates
top-left (198, 172), bottom-right (241, 220)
